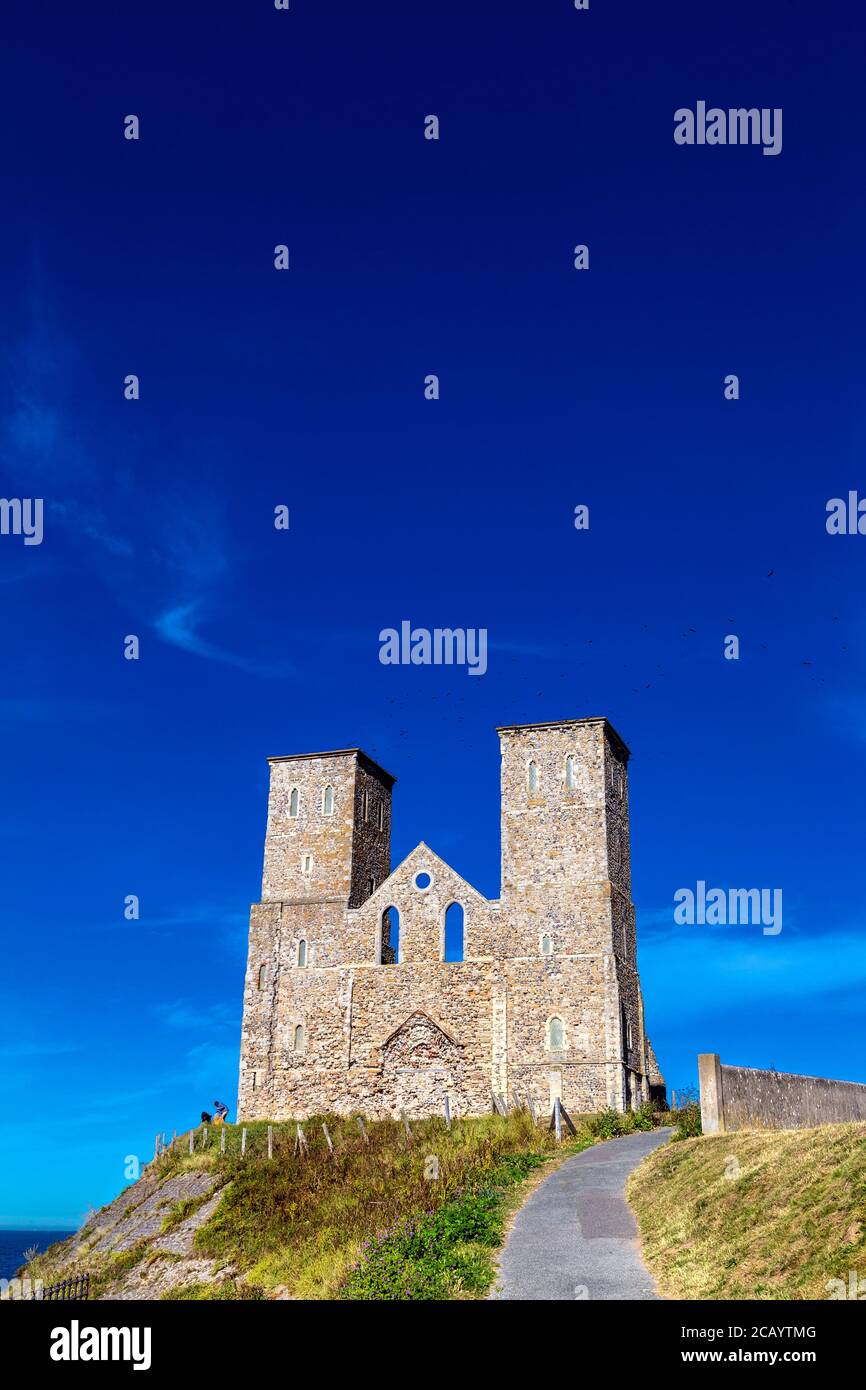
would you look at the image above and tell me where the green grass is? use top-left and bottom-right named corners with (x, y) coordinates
top-left (628, 1122), bottom-right (866, 1300)
top-left (25, 1106), bottom-right (669, 1300)
top-left (186, 1111), bottom-right (573, 1298)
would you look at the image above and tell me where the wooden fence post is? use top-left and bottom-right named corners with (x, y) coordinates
top-left (220, 1126), bottom-right (226, 1155)
top-left (295, 1123), bottom-right (308, 1157)
top-left (554, 1097), bottom-right (562, 1142)
top-left (356, 1116), bottom-right (368, 1144)
top-left (558, 1101), bottom-right (577, 1137)
top-left (267, 1125), bottom-right (273, 1160)
top-left (153, 1133), bottom-right (160, 1160)
top-left (202, 1125), bottom-right (208, 1148)
top-left (241, 1127), bottom-right (247, 1156)
top-left (401, 1110), bottom-right (412, 1142)
top-left (671, 1088), bottom-right (677, 1110)
top-left (322, 1122), bottom-right (334, 1155)
top-left (171, 1129), bottom-right (177, 1150)
top-left (444, 1094), bottom-right (451, 1129)
top-left (188, 1131), bottom-right (194, 1155)
top-left (526, 1092), bottom-right (537, 1125)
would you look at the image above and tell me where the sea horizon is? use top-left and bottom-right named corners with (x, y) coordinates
top-left (0, 1228), bottom-right (76, 1283)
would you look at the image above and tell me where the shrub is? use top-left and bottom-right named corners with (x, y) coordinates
top-left (591, 1108), bottom-right (624, 1139)
top-left (671, 1101), bottom-right (703, 1141)
top-left (633, 1100), bottom-right (656, 1132)
top-left (341, 1151), bottom-right (547, 1300)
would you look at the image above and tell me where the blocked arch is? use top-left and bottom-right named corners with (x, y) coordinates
top-left (545, 1014), bottom-right (567, 1051)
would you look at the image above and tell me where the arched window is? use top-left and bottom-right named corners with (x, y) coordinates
top-left (381, 906), bottom-right (399, 965)
top-left (548, 1016), bottom-right (565, 1049)
top-left (527, 761), bottom-right (539, 795)
top-left (444, 903), bottom-right (464, 962)
top-left (257, 963), bottom-right (268, 989)
top-left (297, 939), bottom-right (307, 967)
top-left (541, 934), bottom-right (553, 956)
top-left (289, 787), bottom-right (299, 817)
top-left (565, 754), bottom-right (576, 790)
top-left (293, 1023), bottom-right (305, 1052)
top-left (322, 785), bottom-right (334, 816)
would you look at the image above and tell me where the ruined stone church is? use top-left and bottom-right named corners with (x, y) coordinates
top-left (237, 717), bottom-right (664, 1121)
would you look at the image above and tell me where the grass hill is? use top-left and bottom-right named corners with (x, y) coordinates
top-left (628, 1122), bottom-right (866, 1300)
top-left (24, 1111), bottom-right (596, 1301)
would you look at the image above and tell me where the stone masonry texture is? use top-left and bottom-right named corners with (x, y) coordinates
top-left (237, 719), bottom-right (663, 1122)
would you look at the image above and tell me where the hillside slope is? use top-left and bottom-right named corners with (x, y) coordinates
top-left (627, 1123), bottom-right (866, 1300)
top-left (25, 1113), bottom-right (580, 1301)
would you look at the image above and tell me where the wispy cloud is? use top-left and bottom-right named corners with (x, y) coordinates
top-left (641, 925), bottom-right (866, 1024)
top-left (153, 598), bottom-right (292, 677)
top-left (152, 998), bottom-right (237, 1032)
top-left (2, 303), bottom-right (291, 680)
top-left (0, 1040), bottom-right (80, 1060)
top-left (0, 697), bottom-right (104, 723)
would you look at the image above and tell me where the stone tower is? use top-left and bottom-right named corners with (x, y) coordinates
top-left (261, 749), bottom-right (394, 908)
top-left (498, 718), bottom-right (642, 1111)
top-left (237, 718), bottom-right (662, 1122)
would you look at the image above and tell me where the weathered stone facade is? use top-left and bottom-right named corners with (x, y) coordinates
top-left (237, 718), bottom-right (663, 1121)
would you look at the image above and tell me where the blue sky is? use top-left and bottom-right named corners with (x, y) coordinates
top-left (1, 0), bottom-right (865, 1225)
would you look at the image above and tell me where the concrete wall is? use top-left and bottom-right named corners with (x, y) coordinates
top-left (699, 1053), bottom-right (866, 1133)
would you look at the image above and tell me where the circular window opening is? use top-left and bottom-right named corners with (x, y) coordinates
top-left (414, 871), bottom-right (432, 891)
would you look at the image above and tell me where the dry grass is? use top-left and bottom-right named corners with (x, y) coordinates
top-left (627, 1122), bottom-right (866, 1300)
top-left (25, 1112), bottom-right (580, 1300)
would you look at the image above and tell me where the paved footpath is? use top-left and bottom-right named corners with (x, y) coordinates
top-left (492, 1128), bottom-right (672, 1301)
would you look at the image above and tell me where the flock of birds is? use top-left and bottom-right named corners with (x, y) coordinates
top-left (365, 571), bottom-right (848, 764)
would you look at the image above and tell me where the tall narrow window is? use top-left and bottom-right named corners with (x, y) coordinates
top-left (369, 877), bottom-right (376, 897)
top-left (289, 787), bottom-right (299, 817)
top-left (528, 761), bottom-right (539, 795)
top-left (444, 903), bottom-right (464, 962)
top-left (377, 800), bottom-right (385, 831)
top-left (302, 853), bottom-right (312, 876)
top-left (565, 754), bottom-right (576, 790)
top-left (548, 1016), bottom-right (565, 1050)
top-left (257, 963), bottom-right (268, 989)
top-left (381, 907), bottom-right (400, 965)
top-left (363, 789), bottom-right (369, 822)
top-left (297, 939), bottom-right (307, 967)
top-left (293, 1023), bottom-right (305, 1052)
top-left (322, 785), bottom-right (334, 816)
top-left (541, 934), bottom-right (553, 957)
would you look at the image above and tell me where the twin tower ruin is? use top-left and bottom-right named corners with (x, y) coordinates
top-left (237, 717), bottom-right (664, 1122)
